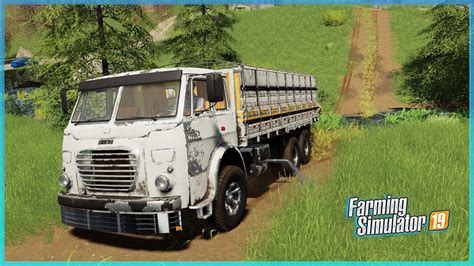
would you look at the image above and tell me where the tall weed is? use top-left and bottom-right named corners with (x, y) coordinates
top-left (361, 9), bottom-right (377, 118)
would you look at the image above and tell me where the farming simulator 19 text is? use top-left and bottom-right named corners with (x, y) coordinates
top-left (347, 196), bottom-right (450, 237)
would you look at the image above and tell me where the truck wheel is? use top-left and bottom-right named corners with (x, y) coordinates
top-left (281, 137), bottom-right (301, 176)
top-left (298, 129), bottom-right (312, 164)
top-left (209, 165), bottom-right (247, 232)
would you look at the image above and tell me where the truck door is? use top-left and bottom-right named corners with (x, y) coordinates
top-left (183, 76), bottom-right (231, 205)
top-left (215, 73), bottom-right (237, 145)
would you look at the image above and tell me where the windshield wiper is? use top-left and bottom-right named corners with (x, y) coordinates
top-left (115, 116), bottom-right (159, 121)
top-left (73, 119), bottom-right (109, 125)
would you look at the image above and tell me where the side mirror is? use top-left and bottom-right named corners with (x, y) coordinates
top-left (60, 90), bottom-right (68, 114)
top-left (206, 73), bottom-right (224, 102)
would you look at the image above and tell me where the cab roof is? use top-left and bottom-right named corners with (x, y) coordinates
top-left (78, 67), bottom-right (219, 91)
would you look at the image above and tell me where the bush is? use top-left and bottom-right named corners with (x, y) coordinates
top-left (383, 108), bottom-right (435, 125)
top-left (383, 108), bottom-right (467, 125)
top-left (311, 113), bottom-right (361, 160)
top-left (5, 91), bottom-right (35, 117)
top-left (28, 85), bottom-right (78, 128)
top-left (5, 94), bottom-right (22, 115)
top-left (322, 10), bottom-right (348, 26)
top-left (313, 113), bottom-right (345, 130)
top-left (400, 5), bottom-right (469, 108)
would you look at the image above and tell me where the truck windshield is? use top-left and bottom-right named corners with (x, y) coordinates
top-left (116, 81), bottom-right (180, 120)
top-left (72, 87), bottom-right (118, 123)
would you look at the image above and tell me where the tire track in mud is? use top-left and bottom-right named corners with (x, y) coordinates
top-left (340, 8), bottom-right (361, 97)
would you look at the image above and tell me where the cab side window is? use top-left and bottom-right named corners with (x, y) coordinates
top-left (191, 79), bottom-right (227, 114)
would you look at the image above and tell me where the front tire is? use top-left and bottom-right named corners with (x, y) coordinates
top-left (209, 165), bottom-right (247, 232)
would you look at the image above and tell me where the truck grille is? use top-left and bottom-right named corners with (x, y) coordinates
top-left (76, 149), bottom-right (137, 192)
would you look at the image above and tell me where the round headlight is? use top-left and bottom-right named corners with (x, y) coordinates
top-left (59, 174), bottom-right (71, 188)
top-left (155, 175), bottom-right (171, 192)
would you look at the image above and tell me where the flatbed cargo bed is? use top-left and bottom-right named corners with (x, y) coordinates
top-left (228, 65), bottom-right (320, 146)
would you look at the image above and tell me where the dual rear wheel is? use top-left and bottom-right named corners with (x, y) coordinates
top-left (278, 128), bottom-right (312, 175)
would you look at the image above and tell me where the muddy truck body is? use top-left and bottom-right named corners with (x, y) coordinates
top-left (58, 65), bottom-right (320, 234)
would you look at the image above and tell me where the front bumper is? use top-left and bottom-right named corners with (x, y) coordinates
top-left (58, 193), bottom-right (183, 234)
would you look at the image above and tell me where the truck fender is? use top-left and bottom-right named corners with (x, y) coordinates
top-left (189, 145), bottom-right (246, 212)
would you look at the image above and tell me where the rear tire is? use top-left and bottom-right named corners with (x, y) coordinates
top-left (209, 165), bottom-right (247, 232)
top-left (281, 137), bottom-right (301, 176)
top-left (298, 129), bottom-right (312, 164)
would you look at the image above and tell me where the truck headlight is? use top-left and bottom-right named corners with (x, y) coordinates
top-left (59, 173), bottom-right (72, 188)
top-left (155, 175), bottom-right (171, 192)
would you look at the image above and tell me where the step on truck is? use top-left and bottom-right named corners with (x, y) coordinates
top-left (59, 65), bottom-right (321, 234)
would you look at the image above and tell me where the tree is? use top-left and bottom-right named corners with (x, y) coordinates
top-left (164, 5), bottom-right (239, 67)
top-left (32, 5), bottom-right (157, 127)
top-left (400, 5), bottom-right (469, 109)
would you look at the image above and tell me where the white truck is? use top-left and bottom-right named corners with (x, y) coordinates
top-left (58, 65), bottom-right (320, 234)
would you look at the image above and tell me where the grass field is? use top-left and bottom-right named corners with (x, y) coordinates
top-left (6, 31), bottom-right (43, 59)
top-left (231, 6), bottom-right (354, 111)
top-left (389, 6), bottom-right (432, 100)
top-left (247, 119), bottom-right (468, 261)
top-left (5, 115), bottom-right (63, 245)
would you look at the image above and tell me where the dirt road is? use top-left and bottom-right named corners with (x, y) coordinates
top-left (339, 8), bottom-right (408, 115)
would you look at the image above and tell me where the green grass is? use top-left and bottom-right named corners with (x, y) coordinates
top-left (390, 6), bottom-right (432, 65)
top-left (232, 6), bottom-right (354, 111)
top-left (389, 6), bottom-right (432, 100)
top-left (6, 30), bottom-right (43, 59)
top-left (247, 120), bottom-right (468, 261)
top-left (5, 115), bottom-right (63, 245)
top-left (5, 7), bottom-right (43, 58)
